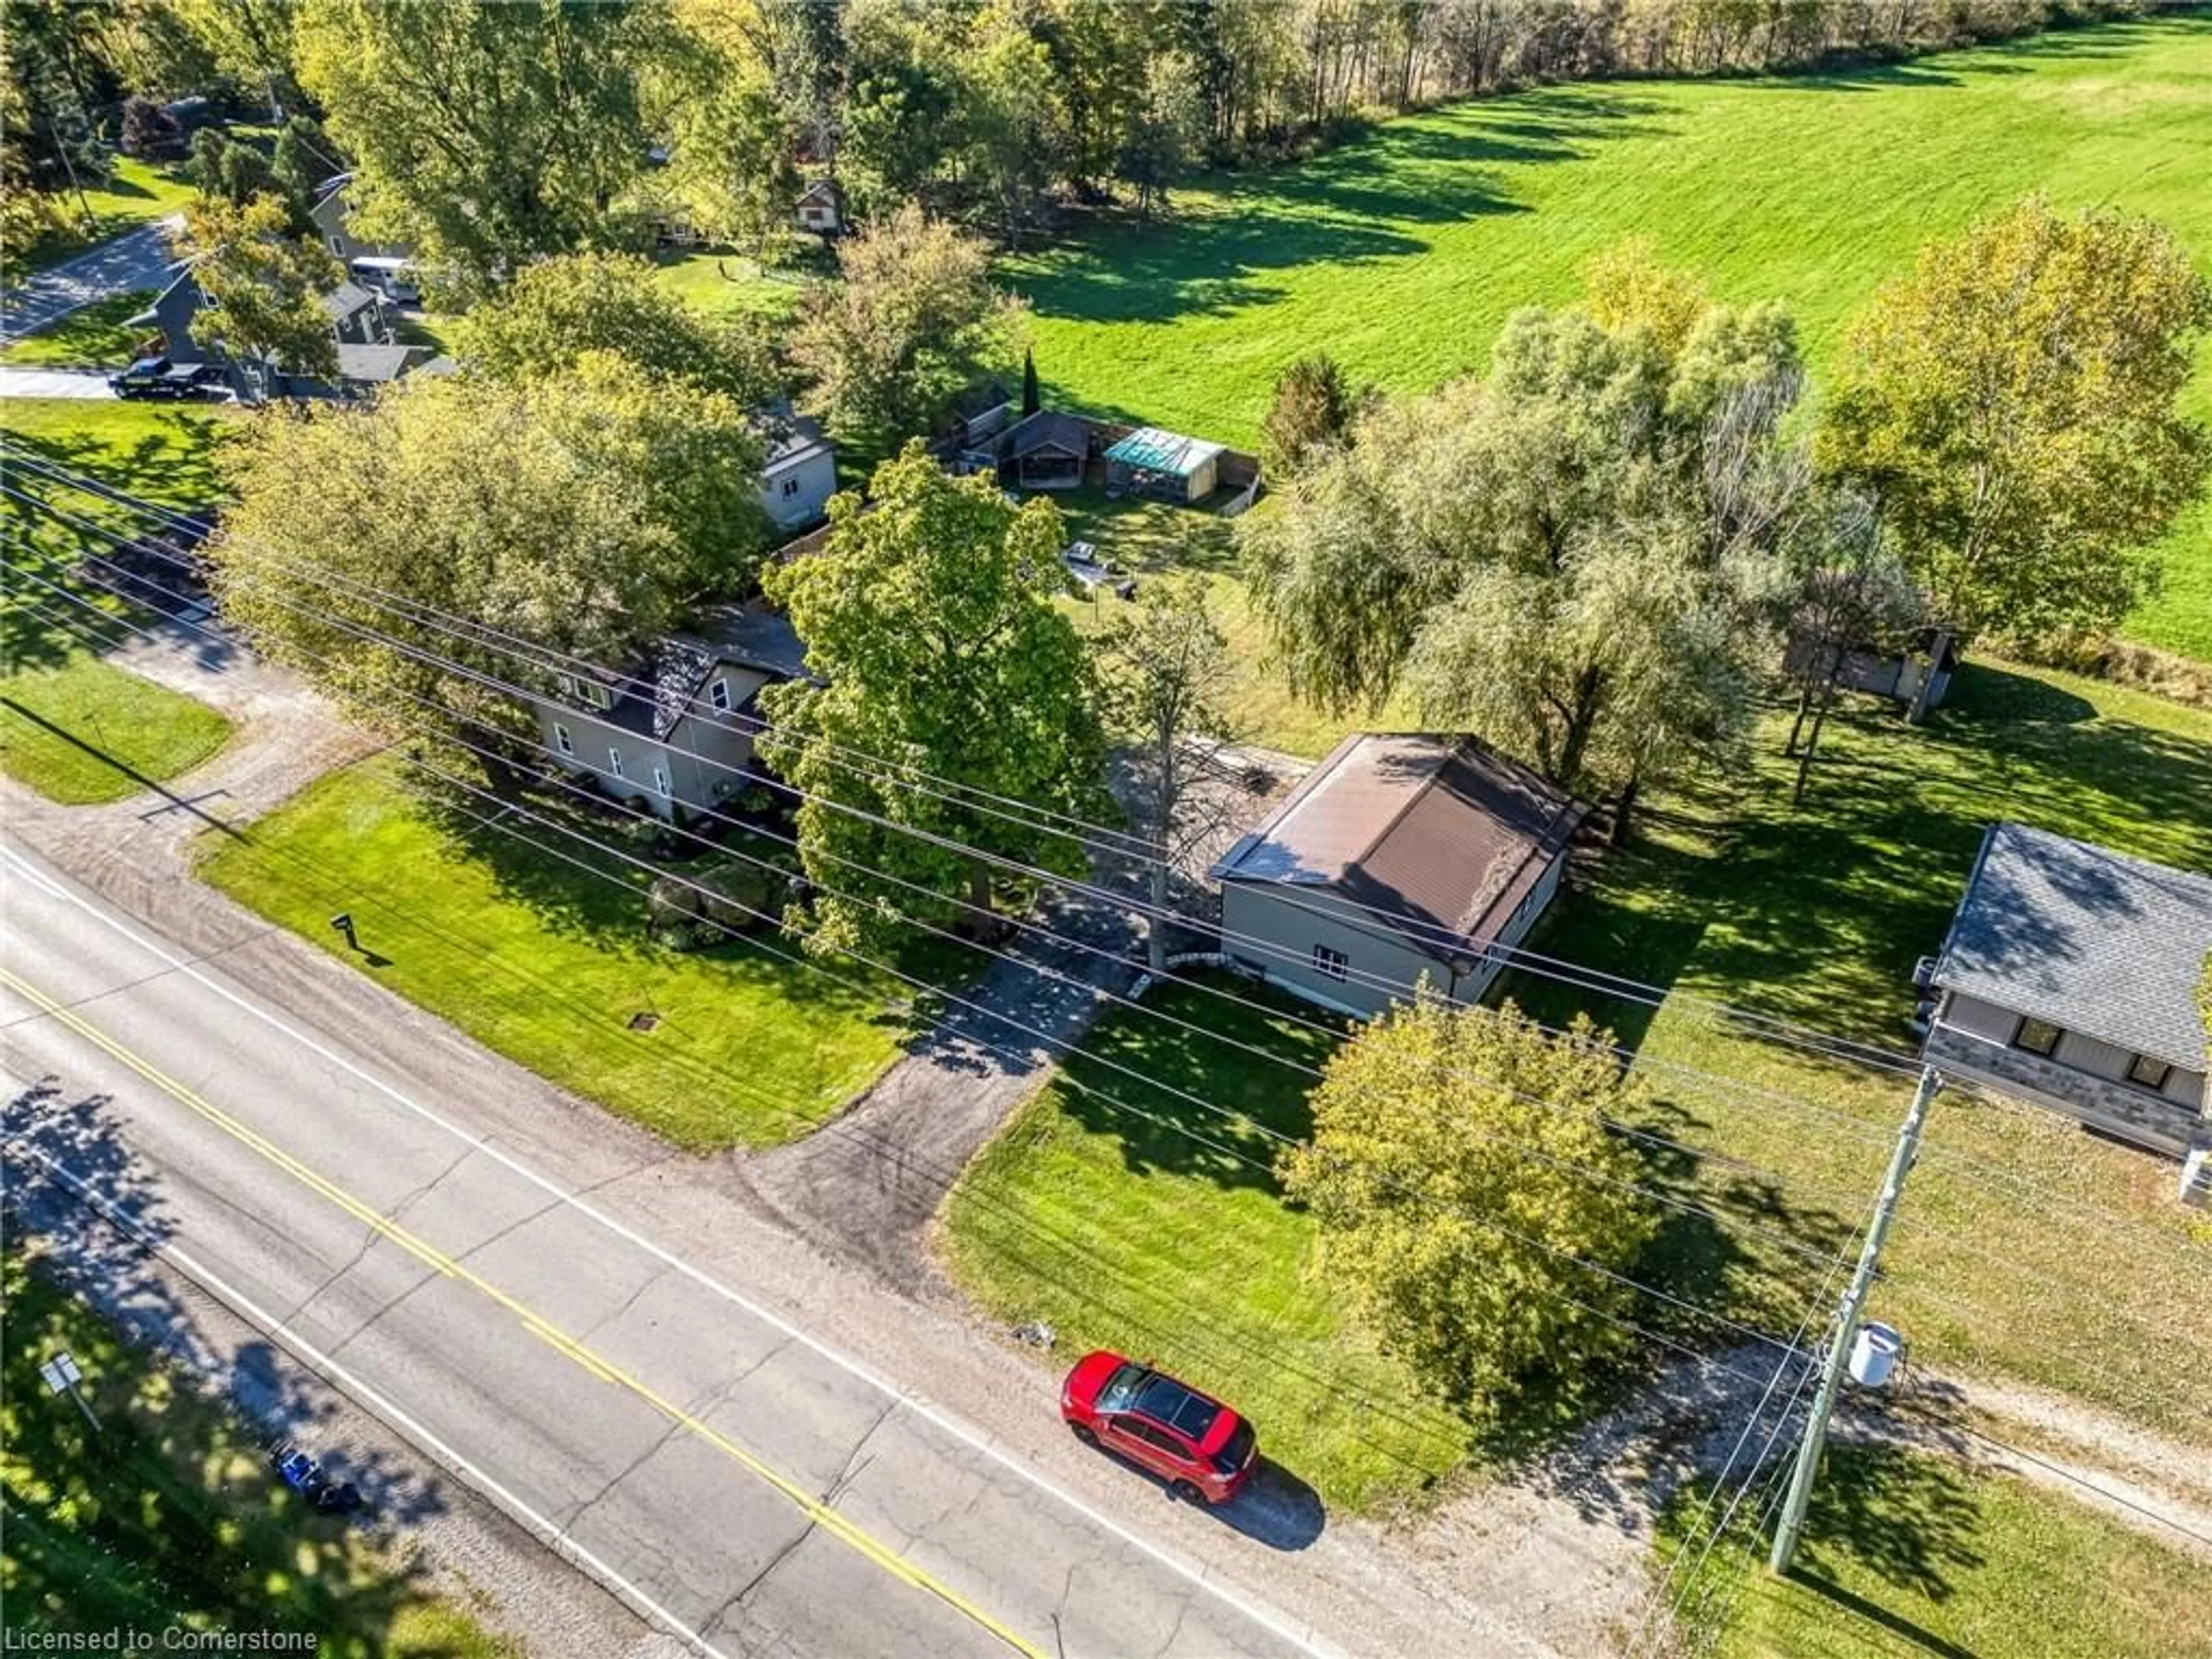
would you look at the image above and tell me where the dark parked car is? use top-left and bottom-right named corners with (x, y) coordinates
top-left (1060, 1350), bottom-right (1257, 1505)
top-left (109, 357), bottom-right (228, 402)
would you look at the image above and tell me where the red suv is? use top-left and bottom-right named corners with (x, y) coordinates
top-left (1060, 1350), bottom-right (1257, 1505)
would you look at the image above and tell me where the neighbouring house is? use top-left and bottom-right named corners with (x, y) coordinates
top-left (532, 605), bottom-right (810, 822)
top-left (758, 411), bottom-right (838, 531)
top-left (1785, 627), bottom-right (1959, 722)
top-left (795, 177), bottom-right (844, 236)
top-left (1921, 822), bottom-right (2211, 1169)
top-left (1209, 733), bottom-right (1591, 1019)
top-left (310, 173), bottom-right (410, 267)
top-left (135, 264), bottom-right (431, 397)
top-left (997, 409), bottom-right (1091, 491)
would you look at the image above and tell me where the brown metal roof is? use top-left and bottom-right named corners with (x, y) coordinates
top-left (1211, 733), bottom-right (1589, 965)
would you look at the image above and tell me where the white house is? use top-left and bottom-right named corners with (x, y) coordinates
top-left (758, 413), bottom-right (837, 532)
top-left (1209, 733), bottom-right (1590, 1018)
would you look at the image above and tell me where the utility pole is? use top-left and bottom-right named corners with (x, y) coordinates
top-left (1769, 1063), bottom-right (1941, 1575)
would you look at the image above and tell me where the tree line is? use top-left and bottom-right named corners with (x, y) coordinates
top-left (4, 0), bottom-right (2160, 270)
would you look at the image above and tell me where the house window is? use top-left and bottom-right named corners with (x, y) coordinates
top-left (608, 748), bottom-right (625, 781)
top-left (2011, 1016), bottom-right (2062, 1058)
top-left (553, 723), bottom-right (574, 758)
top-left (328, 234), bottom-right (343, 255)
top-left (781, 476), bottom-right (801, 498)
top-left (2126, 1054), bottom-right (2173, 1092)
top-left (710, 679), bottom-right (732, 713)
top-left (583, 681), bottom-right (611, 710)
top-left (652, 766), bottom-right (671, 797)
top-left (1312, 944), bottom-right (1349, 983)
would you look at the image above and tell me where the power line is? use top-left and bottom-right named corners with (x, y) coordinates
top-left (3, 525), bottom-right (1891, 1272)
top-left (13, 497), bottom-right (2202, 1279)
top-left (0, 445), bottom-right (1950, 1074)
top-left (7, 564), bottom-right (1819, 1389)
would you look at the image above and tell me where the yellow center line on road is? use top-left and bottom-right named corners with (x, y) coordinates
top-left (1, 964), bottom-right (1047, 1659)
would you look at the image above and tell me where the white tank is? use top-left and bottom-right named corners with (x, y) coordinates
top-left (1849, 1321), bottom-right (1904, 1388)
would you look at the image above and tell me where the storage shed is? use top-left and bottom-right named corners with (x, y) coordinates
top-left (1104, 427), bottom-right (1223, 503)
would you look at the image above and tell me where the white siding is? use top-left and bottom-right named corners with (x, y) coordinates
top-left (762, 446), bottom-right (838, 531)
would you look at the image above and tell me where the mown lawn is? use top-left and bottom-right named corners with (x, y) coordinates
top-left (0, 290), bottom-right (160, 367)
top-left (942, 655), bottom-right (2212, 1514)
top-left (1, 397), bottom-right (240, 801)
top-left (0, 648), bottom-right (232, 802)
top-left (938, 975), bottom-right (1479, 1513)
top-left (1010, 16), bottom-right (2212, 659)
top-left (1656, 1443), bottom-right (2212, 1659)
top-left (2, 1246), bottom-right (517, 1657)
top-left (197, 756), bottom-right (923, 1150)
top-left (1043, 488), bottom-right (1414, 759)
top-left (652, 247), bottom-right (812, 321)
top-left (1508, 661), bottom-right (2212, 1446)
top-left (5, 157), bottom-right (194, 277)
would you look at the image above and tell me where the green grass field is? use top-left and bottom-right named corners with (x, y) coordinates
top-left (6, 157), bottom-right (194, 278)
top-left (0, 290), bottom-right (160, 367)
top-left (2, 1247), bottom-right (517, 1657)
top-left (941, 657), bottom-right (2212, 1514)
top-left (1010, 17), bottom-right (2212, 659)
top-left (2, 397), bottom-right (238, 802)
top-left (1657, 1443), bottom-right (2212, 1659)
top-left (197, 757), bottom-right (922, 1150)
top-left (652, 247), bottom-right (812, 321)
top-left (0, 651), bottom-right (232, 802)
top-left (940, 975), bottom-right (1478, 1513)
top-left (1508, 661), bottom-right (2212, 1446)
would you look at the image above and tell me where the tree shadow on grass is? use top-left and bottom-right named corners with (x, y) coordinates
top-left (4, 1079), bottom-right (456, 1647)
top-left (4, 412), bottom-right (232, 508)
top-left (1791, 1442), bottom-right (1985, 1605)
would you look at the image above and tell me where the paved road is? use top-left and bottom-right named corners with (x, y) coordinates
top-left (2, 218), bottom-right (182, 344)
top-left (0, 365), bottom-right (118, 399)
top-left (0, 842), bottom-right (1324, 1659)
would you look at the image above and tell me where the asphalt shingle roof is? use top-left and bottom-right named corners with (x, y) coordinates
top-left (1934, 821), bottom-right (2212, 1072)
top-left (1211, 733), bottom-right (1589, 967)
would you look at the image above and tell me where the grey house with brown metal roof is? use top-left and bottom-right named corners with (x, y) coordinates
top-left (1209, 733), bottom-right (1590, 1018)
top-left (531, 607), bottom-right (808, 820)
top-left (1922, 822), bottom-right (2211, 1160)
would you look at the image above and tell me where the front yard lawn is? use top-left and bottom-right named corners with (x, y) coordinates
top-left (197, 757), bottom-right (920, 1150)
top-left (939, 975), bottom-right (1476, 1513)
top-left (0, 647), bottom-right (232, 803)
top-left (0, 290), bottom-right (160, 366)
top-left (1656, 1442), bottom-right (2212, 1659)
top-left (3, 1245), bottom-right (517, 1657)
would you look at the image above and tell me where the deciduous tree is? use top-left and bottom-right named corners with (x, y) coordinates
top-left (1818, 197), bottom-right (2212, 644)
top-left (1243, 272), bottom-right (1802, 816)
top-left (1278, 999), bottom-right (1661, 1415)
top-left (296, 0), bottom-right (670, 291)
top-left (453, 250), bottom-right (778, 405)
top-left (759, 444), bottom-right (1109, 955)
top-left (1098, 574), bottom-right (1241, 972)
top-left (183, 194), bottom-right (342, 396)
top-left (210, 353), bottom-right (770, 786)
top-left (791, 202), bottom-right (1027, 444)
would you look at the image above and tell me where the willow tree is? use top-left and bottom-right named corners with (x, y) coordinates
top-left (1241, 260), bottom-right (1805, 823)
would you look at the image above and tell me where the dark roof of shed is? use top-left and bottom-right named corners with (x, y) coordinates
top-left (1002, 409), bottom-right (1089, 460)
top-left (949, 379), bottom-right (1013, 419)
top-left (1211, 733), bottom-right (1589, 967)
top-left (321, 281), bottom-right (380, 321)
top-left (1933, 822), bottom-right (2212, 1071)
top-left (760, 412), bottom-right (832, 470)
